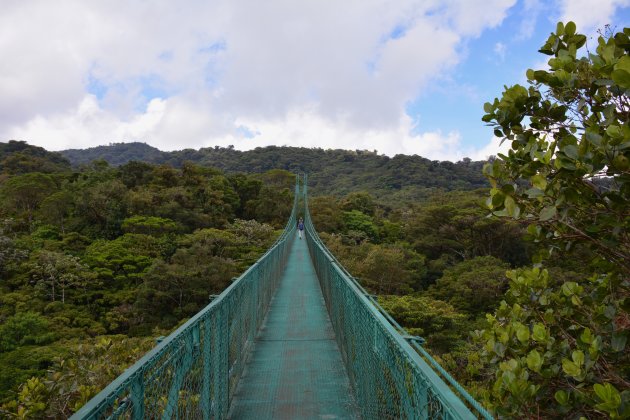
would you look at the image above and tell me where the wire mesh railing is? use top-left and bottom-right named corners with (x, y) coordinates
top-left (71, 177), bottom-right (300, 420)
top-left (302, 174), bottom-right (492, 420)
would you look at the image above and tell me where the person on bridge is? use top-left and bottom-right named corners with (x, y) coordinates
top-left (298, 217), bottom-right (304, 239)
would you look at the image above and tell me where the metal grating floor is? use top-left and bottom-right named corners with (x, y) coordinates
top-left (228, 235), bottom-right (359, 419)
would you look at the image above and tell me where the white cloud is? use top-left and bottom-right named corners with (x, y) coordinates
top-left (559, 0), bottom-right (630, 33)
top-left (10, 95), bottom-right (484, 161)
top-left (8, 95), bottom-right (167, 150)
top-left (1, 0), bottom-right (524, 160)
top-left (516, 0), bottom-right (544, 40)
top-left (438, 0), bottom-right (517, 36)
top-left (469, 136), bottom-right (512, 161)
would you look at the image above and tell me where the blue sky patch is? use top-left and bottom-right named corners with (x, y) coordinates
top-left (86, 72), bottom-right (108, 100)
top-left (236, 125), bottom-right (259, 139)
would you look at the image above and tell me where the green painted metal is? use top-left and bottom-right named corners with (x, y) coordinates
top-left (302, 174), bottom-right (493, 420)
top-left (228, 226), bottom-right (359, 418)
top-left (72, 174), bottom-right (492, 420)
top-left (71, 177), bottom-right (300, 420)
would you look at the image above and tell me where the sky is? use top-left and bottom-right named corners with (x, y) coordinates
top-left (1, 0), bottom-right (628, 162)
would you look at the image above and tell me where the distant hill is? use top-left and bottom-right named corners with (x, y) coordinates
top-left (61, 142), bottom-right (167, 166)
top-left (59, 142), bottom-right (489, 201)
top-left (0, 140), bottom-right (71, 175)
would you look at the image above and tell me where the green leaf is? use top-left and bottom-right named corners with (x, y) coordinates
top-left (526, 187), bottom-right (544, 198)
top-left (491, 189), bottom-right (505, 208)
top-left (504, 196), bottom-right (518, 217)
top-left (531, 174), bottom-right (547, 190)
top-left (594, 383), bottom-right (621, 413)
top-left (593, 382), bottom-right (618, 401)
top-left (585, 130), bottom-right (603, 146)
top-left (555, 157), bottom-right (577, 170)
top-left (611, 332), bottom-right (627, 352)
top-left (562, 358), bottom-right (581, 378)
top-left (612, 70), bottom-right (630, 91)
top-left (607, 124), bottom-right (623, 139)
top-left (562, 281), bottom-right (579, 296)
top-left (556, 22), bottom-right (564, 35)
top-left (532, 323), bottom-right (547, 342)
top-left (564, 21), bottom-right (576, 36)
top-left (615, 55), bottom-right (630, 72)
top-left (516, 324), bottom-right (530, 343)
top-left (555, 390), bottom-right (570, 405)
top-left (526, 349), bottom-right (543, 372)
top-left (526, 68), bottom-right (535, 80)
top-left (580, 328), bottom-right (593, 344)
top-left (493, 341), bottom-right (506, 357)
top-left (571, 349), bottom-right (584, 366)
top-left (562, 144), bottom-right (579, 159)
top-left (539, 206), bottom-right (557, 221)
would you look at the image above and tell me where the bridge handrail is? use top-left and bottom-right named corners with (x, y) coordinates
top-left (303, 174), bottom-right (492, 420)
top-left (71, 176), bottom-right (300, 419)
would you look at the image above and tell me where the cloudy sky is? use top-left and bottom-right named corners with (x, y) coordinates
top-left (1, 0), bottom-right (628, 161)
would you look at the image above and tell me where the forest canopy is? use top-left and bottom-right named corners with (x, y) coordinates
top-left (0, 20), bottom-right (627, 420)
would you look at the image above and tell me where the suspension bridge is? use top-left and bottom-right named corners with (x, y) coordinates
top-left (72, 176), bottom-right (492, 420)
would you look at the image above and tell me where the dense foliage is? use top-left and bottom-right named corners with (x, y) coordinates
top-left (307, 22), bottom-right (629, 419)
top-left (313, 188), bottom-right (527, 356)
top-left (0, 150), bottom-right (292, 417)
top-left (479, 23), bottom-right (629, 418)
top-left (0, 141), bottom-right (71, 176)
top-left (1, 21), bottom-right (626, 419)
top-left (60, 142), bottom-right (487, 202)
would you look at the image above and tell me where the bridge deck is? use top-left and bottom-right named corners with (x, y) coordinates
top-left (228, 234), bottom-right (359, 419)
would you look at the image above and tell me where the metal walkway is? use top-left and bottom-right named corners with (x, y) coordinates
top-left (229, 235), bottom-right (358, 419)
top-left (72, 175), bottom-right (492, 420)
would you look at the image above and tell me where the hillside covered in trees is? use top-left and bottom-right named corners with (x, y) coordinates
top-left (1, 21), bottom-right (627, 419)
top-left (60, 142), bottom-right (488, 202)
top-left (0, 143), bottom-right (299, 416)
top-left (0, 140), bottom-right (515, 416)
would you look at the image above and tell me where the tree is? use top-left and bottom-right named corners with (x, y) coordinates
top-left (83, 235), bottom-right (158, 287)
top-left (0, 140), bottom-right (71, 175)
top-left (403, 191), bottom-right (529, 268)
top-left (340, 191), bottom-right (377, 216)
top-left (0, 173), bottom-right (56, 227)
top-left (121, 216), bottom-right (179, 236)
top-left (0, 234), bottom-right (28, 278)
top-left (342, 210), bottom-right (379, 242)
top-left (378, 295), bottom-right (467, 354)
top-left (117, 161), bottom-right (154, 188)
top-left (359, 246), bottom-right (414, 295)
top-left (199, 175), bottom-right (240, 225)
top-left (258, 169), bottom-right (294, 190)
top-left (39, 191), bottom-right (73, 234)
top-left (228, 173), bottom-right (262, 219)
top-left (227, 219), bottom-right (276, 248)
top-left (428, 256), bottom-right (509, 316)
top-left (0, 336), bottom-right (155, 418)
top-left (246, 186), bottom-right (292, 228)
top-left (29, 251), bottom-right (92, 304)
top-left (137, 230), bottom-right (244, 326)
top-left (74, 179), bottom-right (128, 238)
top-left (308, 196), bottom-right (345, 233)
top-left (478, 23), bottom-right (630, 418)
top-left (0, 312), bottom-right (55, 352)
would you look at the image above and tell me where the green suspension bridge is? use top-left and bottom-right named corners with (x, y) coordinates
top-left (72, 175), bottom-right (492, 420)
